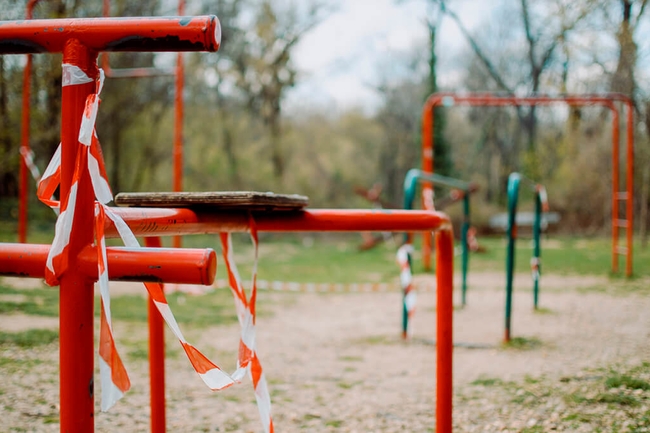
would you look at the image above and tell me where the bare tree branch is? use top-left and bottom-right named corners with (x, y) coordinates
top-left (436, 0), bottom-right (514, 94)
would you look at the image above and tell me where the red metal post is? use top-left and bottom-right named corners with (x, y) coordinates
top-left (18, 0), bottom-right (42, 243)
top-left (18, 53), bottom-right (31, 243)
top-left (624, 99), bottom-right (634, 277)
top-left (144, 237), bottom-right (167, 433)
top-left (421, 100), bottom-right (435, 270)
top-left (59, 38), bottom-right (99, 433)
top-left (436, 227), bottom-right (454, 433)
top-left (173, 0), bottom-right (186, 251)
top-left (612, 107), bottom-right (620, 273)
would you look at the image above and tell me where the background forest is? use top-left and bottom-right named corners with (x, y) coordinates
top-left (0, 0), bottom-right (649, 236)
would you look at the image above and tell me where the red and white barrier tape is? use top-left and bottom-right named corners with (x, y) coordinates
top-left (220, 223), bottom-right (273, 433)
top-left (38, 63), bottom-right (272, 431)
top-left (396, 244), bottom-right (416, 335)
top-left (530, 257), bottom-right (540, 282)
top-left (536, 184), bottom-right (549, 212)
top-left (20, 147), bottom-right (41, 182)
top-left (167, 279), bottom-right (432, 296)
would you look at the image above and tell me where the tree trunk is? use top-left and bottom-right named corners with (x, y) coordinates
top-left (269, 113), bottom-right (284, 181)
top-left (611, 0), bottom-right (637, 97)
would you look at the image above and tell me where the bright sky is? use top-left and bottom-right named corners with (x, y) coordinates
top-left (285, 0), bottom-right (492, 115)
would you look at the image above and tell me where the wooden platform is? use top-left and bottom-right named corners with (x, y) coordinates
top-left (114, 191), bottom-right (309, 211)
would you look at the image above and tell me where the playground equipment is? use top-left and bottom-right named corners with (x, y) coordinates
top-left (403, 168), bottom-right (478, 306)
top-left (16, 0), bottom-right (184, 244)
top-left (421, 92), bottom-right (635, 276)
top-left (504, 173), bottom-right (549, 342)
top-left (0, 16), bottom-right (455, 433)
top-left (400, 168), bottom-right (477, 339)
top-left (100, 2), bottom-right (186, 427)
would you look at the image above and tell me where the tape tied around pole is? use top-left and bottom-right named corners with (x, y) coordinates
top-left (530, 257), bottom-right (541, 282)
top-left (396, 244), bottom-right (416, 337)
top-left (537, 184), bottom-right (549, 212)
top-left (36, 64), bottom-right (247, 415)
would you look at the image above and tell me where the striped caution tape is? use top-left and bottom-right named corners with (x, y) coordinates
top-left (20, 147), bottom-right (42, 182)
top-left (36, 62), bottom-right (269, 431)
top-left (397, 244), bottom-right (416, 338)
top-left (530, 256), bottom-right (540, 282)
top-left (167, 279), bottom-right (432, 295)
top-left (220, 223), bottom-right (273, 433)
top-left (536, 184), bottom-right (549, 212)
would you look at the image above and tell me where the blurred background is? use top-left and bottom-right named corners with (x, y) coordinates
top-left (0, 0), bottom-right (648, 237)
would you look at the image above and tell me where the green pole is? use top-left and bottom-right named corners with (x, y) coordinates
top-left (505, 173), bottom-right (521, 343)
top-left (532, 189), bottom-right (542, 309)
top-left (402, 168), bottom-right (475, 309)
top-left (461, 194), bottom-right (470, 306)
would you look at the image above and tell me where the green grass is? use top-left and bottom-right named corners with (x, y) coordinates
top-left (106, 290), bottom-right (239, 327)
top-left (0, 285), bottom-right (59, 317)
top-left (501, 336), bottom-right (543, 351)
top-left (0, 329), bottom-right (58, 348)
top-left (471, 376), bottom-right (505, 387)
top-left (605, 374), bottom-right (650, 391)
top-left (154, 235), bottom-right (650, 283)
top-left (469, 236), bottom-right (650, 277)
top-left (4, 215), bottom-right (650, 291)
top-left (464, 362), bottom-right (650, 431)
top-left (0, 282), bottom-right (241, 328)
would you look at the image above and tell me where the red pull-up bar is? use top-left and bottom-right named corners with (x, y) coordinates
top-left (420, 92), bottom-right (634, 276)
top-left (0, 16), bottom-right (221, 54)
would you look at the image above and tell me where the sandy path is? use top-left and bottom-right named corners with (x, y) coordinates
top-left (0, 273), bottom-right (648, 432)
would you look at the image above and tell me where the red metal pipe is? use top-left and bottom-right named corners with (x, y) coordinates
top-left (18, 54), bottom-right (31, 243)
top-left (435, 228), bottom-right (454, 433)
top-left (59, 39), bottom-right (98, 433)
top-left (18, 0), bottom-right (44, 243)
top-left (144, 237), bottom-right (167, 433)
top-left (173, 0), bottom-right (186, 251)
top-left (421, 92), bottom-right (634, 275)
top-left (0, 243), bottom-right (216, 284)
top-left (105, 208), bottom-right (452, 237)
top-left (0, 16), bottom-right (221, 54)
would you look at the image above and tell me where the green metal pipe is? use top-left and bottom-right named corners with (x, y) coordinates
top-left (505, 173), bottom-right (521, 343)
top-left (461, 194), bottom-right (470, 306)
top-left (505, 172), bottom-right (546, 342)
top-left (532, 190), bottom-right (542, 309)
top-left (403, 168), bottom-right (474, 307)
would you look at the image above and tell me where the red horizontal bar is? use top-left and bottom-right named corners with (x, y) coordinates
top-left (0, 243), bottom-right (216, 285)
top-left (0, 16), bottom-right (221, 54)
top-left (428, 92), bottom-right (633, 107)
top-left (106, 208), bottom-right (452, 237)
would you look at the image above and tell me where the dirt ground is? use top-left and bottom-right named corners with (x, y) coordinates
top-left (0, 272), bottom-right (649, 432)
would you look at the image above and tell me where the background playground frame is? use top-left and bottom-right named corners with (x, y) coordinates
top-left (419, 92), bottom-right (635, 277)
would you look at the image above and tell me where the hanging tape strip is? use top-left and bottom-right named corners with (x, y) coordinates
top-left (219, 218), bottom-right (274, 433)
top-left (20, 147), bottom-right (41, 182)
top-left (396, 244), bottom-right (417, 336)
